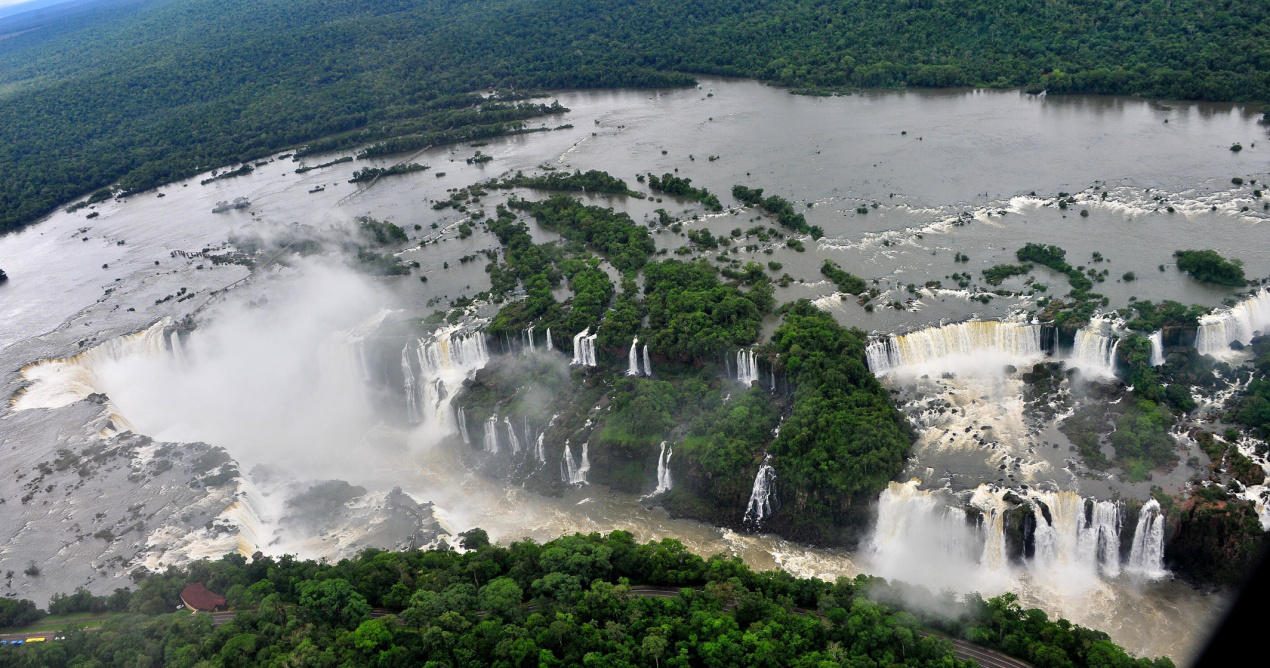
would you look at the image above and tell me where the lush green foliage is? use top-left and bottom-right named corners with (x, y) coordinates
top-left (647, 173), bottom-right (722, 211)
top-left (2, 0), bottom-right (1268, 233)
top-left (1234, 337), bottom-right (1270, 437)
top-left (497, 169), bottom-right (641, 197)
top-left (820, 260), bottom-right (868, 295)
top-left (765, 301), bottom-right (912, 542)
top-left (357, 216), bottom-right (408, 245)
top-left (0, 533), bottom-right (1171, 667)
top-left (510, 195), bottom-right (655, 274)
top-left (642, 260), bottom-right (771, 362)
top-left (0, 597), bottom-right (44, 628)
top-left (981, 263), bottom-right (1032, 286)
top-left (1173, 249), bottom-right (1247, 286)
top-left (732, 185), bottom-right (823, 238)
top-left (348, 162), bottom-right (428, 183)
top-left (1019, 243), bottom-right (1105, 325)
top-left (1122, 300), bottom-right (1206, 332)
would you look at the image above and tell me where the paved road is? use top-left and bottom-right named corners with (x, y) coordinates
top-left (6, 587), bottom-right (1034, 666)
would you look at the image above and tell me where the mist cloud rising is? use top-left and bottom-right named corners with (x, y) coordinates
top-left (97, 259), bottom-right (400, 479)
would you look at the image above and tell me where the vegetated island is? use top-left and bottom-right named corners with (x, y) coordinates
top-left (0, 532), bottom-right (1175, 667)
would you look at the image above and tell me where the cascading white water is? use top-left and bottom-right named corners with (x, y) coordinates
top-left (1195, 288), bottom-right (1270, 356)
top-left (1148, 331), bottom-right (1165, 367)
top-left (456, 406), bottom-right (470, 445)
top-left (402, 345), bottom-right (420, 423)
top-left (168, 330), bottom-right (189, 365)
top-left (1084, 500), bottom-right (1124, 578)
top-left (642, 345), bottom-right (651, 377)
top-left (13, 317), bottom-right (174, 411)
top-left (737, 348), bottom-right (760, 385)
top-left (526, 326), bottom-right (535, 353)
top-left (562, 440), bottom-right (589, 484)
top-left (871, 481), bottom-right (986, 591)
top-left (1071, 318), bottom-right (1121, 379)
top-left (571, 328), bottom-right (597, 366)
top-left (652, 441), bottom-right (673, 494)
top-left (627, 337), bottom-right (641, 376)
top-left (1127, 499), bottom-right (1168, 579)
top-left (743, 454), bottom-right (776, 525)
top-left (545, 328), bottom-right (553, 351)
top-left (483, 414), bottom-right (500, 454)
top-left (534, 433), bottom-right (546, 464)
top-left (872, 483), bottom-right (1144, 595)
top-left (411, 328), bottom-right (491, 434)
top-left (970, 486), bottom-right (1010, 573)
top-left (503, 416), bottom-right (521, 453)
top-left (865, 319), bottom-right (1043, 376)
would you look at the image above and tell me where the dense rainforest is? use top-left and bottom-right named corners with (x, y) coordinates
top-left (1, 0), bottom-right (1268, 233)
top-left (0, 533), bottom-right (1174, 667)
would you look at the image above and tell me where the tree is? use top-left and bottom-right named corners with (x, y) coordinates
top-left (297, 578), bottom-right (371, 628)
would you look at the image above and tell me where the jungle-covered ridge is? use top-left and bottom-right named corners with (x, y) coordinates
top-left (0, 532), bottom-right (1175, 667)
top-left (1, 0), bottom-right (1268, 234)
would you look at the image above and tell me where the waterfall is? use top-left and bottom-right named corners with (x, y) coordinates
top-left (1148, 331), bottom-right (1165, 367)
top-left (627, 337), bottom-right (641, 376)
top-left (571, 329), bottom-right (587, 364)
top-left (770, 367), bottom-right (776, 392)
top-left (865, 319), bottom-right (1043, 376)
top-left (534, 433), bottom-right (546, 464)
top-left (869, 482), bottom-right (1142, 594)
top-left (411, 328), bottom-right (491, 435)
top-left (168, 330), bottom-right (188, 365)
top-left (503, 416), bottom-right (521, 453)
top-left (652, 441), bottom-right (673, 495)
top-left (737, 348), bottom-right (760, 385)
top-left (1070, 318), bottom-right (1121, 378)
top-left (1196, 288), bottom-right (1270, 356)
top-left (970, 486), bottom-right (1009, 572)
top-left (571, 328), bottom-right (596, 366)
top-left (13, 317), bottom-right (174, 411)
top-left (1026, 492), bottom-right (1123, 578)
top-left (402, 345), bottom-right (420, 423)
top-left (871, 482), bottom-right (982, 590)
top-left (526, 326), bottom-right (535, 353)
top-left (1127, 499), bottom-right (1168, 579)
top-left (457, 406), bottom-right (471, 445)
top-left (483, 414), bottom-right (500, 453)
top-left (562, 440), bottom-right (589, 484)
top-left (642, 345), bottom-right (652, 377)
top-left (546, 328), bottom-right (553, 351)
top-left (743, 455), bottom-right (777, 526)
top-left (1084, 500), bottom-right (1123, 578)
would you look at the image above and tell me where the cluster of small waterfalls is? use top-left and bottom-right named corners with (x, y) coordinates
top-left (401, 328), bottom-right (490, 429)
top-left (866, 287), bottom-right (1269, 378)
top-left (872, 482), bottom-right (1169, 591)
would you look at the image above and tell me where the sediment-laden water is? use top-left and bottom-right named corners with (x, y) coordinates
top-left (2, 78), bottom-right (1266, 663)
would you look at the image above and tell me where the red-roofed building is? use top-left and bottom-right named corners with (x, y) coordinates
top-left (180, 583), bottom-right (227, 612)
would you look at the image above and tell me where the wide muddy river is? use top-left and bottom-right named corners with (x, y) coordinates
top-left (2, 78), bottom-right (1266, 663)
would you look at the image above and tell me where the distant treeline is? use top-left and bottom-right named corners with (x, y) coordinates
top-left (2, 0), bottom-right (1268, 233)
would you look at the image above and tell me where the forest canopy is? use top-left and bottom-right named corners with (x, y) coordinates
top-left (2, 0), bottom-right (1269, 233)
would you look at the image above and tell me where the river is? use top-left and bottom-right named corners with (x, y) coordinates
top-left (2, 78), bottom-right (1265, 663)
